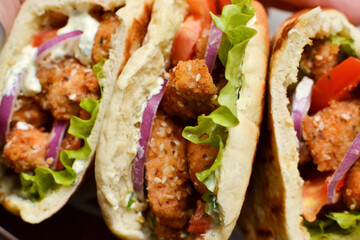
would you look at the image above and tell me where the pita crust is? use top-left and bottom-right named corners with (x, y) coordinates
top-left (0, 0), bottom-right (153, 223)
top-left (95, 1), bottom-right (269, 239)
top-left (239, 8), bottom-right (360, 240)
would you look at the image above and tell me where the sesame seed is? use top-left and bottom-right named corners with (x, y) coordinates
top-left (154, 177), bottom-right (161, 183)
top-left (315, 55), bottom-right (323, 60)
top-left (196, 73), bottom-right (201, 82)
top-left (161, 177), bottom-right (167, 184)
top-left (176, 192), bottom-right (181, 200)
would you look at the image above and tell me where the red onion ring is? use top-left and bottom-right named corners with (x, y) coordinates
top-left (37, 30), bottom-right (82, 60)
top-left (291, 76), bottom-right (314, 140)
top-left (328, 131), bottom-right (360, 204)
top-left (204, 22), bottom-right (222, 73)
top-left (132, 78), bottom-right (168, 200)
top-left (0, 75), bottom-right (22, 144)
top-left (46, 120), bottom-right (69, 170)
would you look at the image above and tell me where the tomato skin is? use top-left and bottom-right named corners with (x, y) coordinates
top-left (302, 173), bottom-right (345, 222)
top-left (32, 29), bottom-right (58, 47)
top-left (171, 0), bottom-right (217, 64)
top-left (310, 57), bottom-right (360, 113)
top-left (171, 16), bottom-right (202, 64)
top-left (219, 0), bottom-right (232, 10)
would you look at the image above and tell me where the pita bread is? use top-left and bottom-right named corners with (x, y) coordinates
top-left (239, 8), bottom-right (360, 240)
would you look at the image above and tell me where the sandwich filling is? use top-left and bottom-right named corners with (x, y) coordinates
top-left (0, 6), bottom-right (120, 200)
top-left (290, 35), bottom-right (360, 237)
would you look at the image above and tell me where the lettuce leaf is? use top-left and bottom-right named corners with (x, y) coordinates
top-left (20, 59), bottom-right (106, 201)
top-left (304, 211), bottom-right (360, 239)
top-left (182, 0), bottom-right (256, 192)
top-left (202, 191), bottom-right (220, 221)
top-left (329, 35), bottom-right (358, 58)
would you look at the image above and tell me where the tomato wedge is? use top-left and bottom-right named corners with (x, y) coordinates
top-left (32, 29), bottom-right (58, 47)
top-left (302, 173), bottom-right (345, 222)
top-left (310, 57), bottom-right (360, 113)
top-left (171, 16), bottom-right (202, 64)
top-left (219, 0), bottom-right (232, 9)
top-left (171, 0), bottom-right (216, 64)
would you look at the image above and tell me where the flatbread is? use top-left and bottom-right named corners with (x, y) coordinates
top-left (238, 8), bottom-right (360, 240)
top-left (0, 0), bottom-right (153, 223)
top-left (95, 1), bottom-right (269, 239)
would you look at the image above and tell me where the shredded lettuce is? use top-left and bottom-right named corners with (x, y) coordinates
top-left (304, 211), bottom-right (360, 239)
top-left (202, 191), bottom-right (220, 221)
top-left (20, 59), bottom-right (106, 201)
top-left (182, 0), bottom-right (256, 192)
top-left (328, 35), bottom-right (358, 58)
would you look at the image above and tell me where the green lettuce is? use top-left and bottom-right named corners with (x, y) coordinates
top-left (202, 191), bottom-right (220, 221)
top-left (182, 0), bottom-right (256, 192)
top-left (304, 211), bottom-right (360, 239)
top-left (328, 35), bottom-right (358, 58)
top-left (21, 59), bottom-right (106, 201)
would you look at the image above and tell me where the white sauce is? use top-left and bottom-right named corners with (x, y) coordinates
top-left (4, 46), bottom-right (41, 96)
top-left (15, 121), bottom-right (32, 130)
top-left (58, 11), bottom-right (100, 65)
top-left (72, 159), bottom-right (86, 174)
top-left (3, 10), bottom-right (99, 100)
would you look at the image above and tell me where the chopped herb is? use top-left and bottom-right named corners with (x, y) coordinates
top-left (127, 192), bottom-right (136, 210)
top-left (202, 191), bottom-right (220, 221)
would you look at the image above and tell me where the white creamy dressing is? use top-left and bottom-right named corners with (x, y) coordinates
top-left (15, 121), bottom-right (32, 130)
top-left (3, 11), bottom-right (99, 98)
top-left (4, 46), bottom-right (40, 96)
top-left (72, 159), bottom-right (86, 174)
top-left (58, 11), bottom-right (100, 65)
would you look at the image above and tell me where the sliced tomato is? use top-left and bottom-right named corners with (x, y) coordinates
top-left (219, 0), bottom-right (232, 10)
top-left (171, 16), bottom-right (202, 64)
top-left (32, 29), bottom-right (58, 47)
top-left (302, 173), bottom-right (329, 222)
top-left (171, 0), bottom-right (216, 64)
top-left (310, 57), bottom-right (360, 113)
top-left (302, 173), bottom-right (345, 222)
top-left (188, 0), bottom-right (216, 26)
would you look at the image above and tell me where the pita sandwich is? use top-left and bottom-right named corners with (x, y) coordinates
top-left (239, 7), bottom-right (360, 240)
top-left (95, 0), bottom-right (269, 239)
top-left (0, 0), bottom-right (153, 223)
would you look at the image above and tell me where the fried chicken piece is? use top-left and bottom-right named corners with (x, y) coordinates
top-left (302, 100), bottom-right (360, 172)
top-left (193, 28), bottom-right (210, 60)
top-left (187, 142), bottom-right (218, 194)
top-left (36, 58), bottom-right (100, 120)
top-left (187, 200), bottom-right (212, 235)
top-left (3, 123), bottom-right (49, 173)
top-left (301, 39), bottom-right (341, 82)
top-left (11, 97), bottom-right (51, 129)
top-left (145, 110), bottom-right (192, 230)
top-left (55, 133), bottom-right (82, 170)
top-left (161, 59), bottom-right (217, 119)
top-left (92, 12), bottom-right (120, 64)
top-left (343, 161), bottom-right (360, 210)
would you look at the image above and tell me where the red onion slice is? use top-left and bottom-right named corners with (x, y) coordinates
top-left (46, 120), bottom-right (69, 170)
top-left (132, 78), bottom-right (168, 200)
top-left (328, 131), bottom-right (360, 203)
top-left (37, 30), bottom-right (82, 60)
top-left (291, 76), bottom-right (314, 140)
top-left (0, 75), bottom-right (22, 143)
top-left (204, 22), bottom-right (222, 73)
